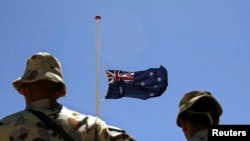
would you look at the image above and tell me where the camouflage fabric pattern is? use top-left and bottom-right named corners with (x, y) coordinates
top-left (12, 52), bottom-right (67, 97)
top-left (176, 90), bottom-right (222, 127)
top-left (0, 99), bottom-right (135, 141)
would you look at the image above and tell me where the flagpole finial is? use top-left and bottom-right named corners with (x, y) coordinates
top-left (95, 15), bottom-right (101, 20)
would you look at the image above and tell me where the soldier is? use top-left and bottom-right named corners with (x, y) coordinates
top-left (0, 52), bottom-right (135, 141)
top-left (176, 90), bottom-right (223, 141)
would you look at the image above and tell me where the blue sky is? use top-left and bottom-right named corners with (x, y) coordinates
top-left (1, 1), bottom-right (250, 140)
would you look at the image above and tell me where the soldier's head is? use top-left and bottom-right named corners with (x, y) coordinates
top-left (176, 90), bottom-right (222, 128)
top-left (12, 52), bottom-right (66, 99)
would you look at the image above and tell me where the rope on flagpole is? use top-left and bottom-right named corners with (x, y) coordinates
top-left (95, 15), bottom-right (101, 117)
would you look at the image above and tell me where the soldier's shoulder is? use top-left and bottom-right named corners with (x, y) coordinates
top-left (1, 111), bottom-right (25, 120)
top-left (0, 110), bottom-right (31, 124)
top-left (61, 106), bottom-right (89, 118)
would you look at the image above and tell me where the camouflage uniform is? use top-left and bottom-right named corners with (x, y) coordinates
top-left (0, 52), bottom-right (135, 141)
top-left (0, 99), bottom-right (134, 141)
top-left (190, 129), bottom-right (208, 141)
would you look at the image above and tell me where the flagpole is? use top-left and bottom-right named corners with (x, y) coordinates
top-left (95, 15), bottom-right (101, 117)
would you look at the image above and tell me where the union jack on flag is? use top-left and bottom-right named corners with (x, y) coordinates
top-left (104, 66), bottom-right (168, 100)
top-left (105, 70), bottom-right (134, 84)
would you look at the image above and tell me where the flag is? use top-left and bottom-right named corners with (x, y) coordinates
top-left (104, 66), bottom-right (168, 100)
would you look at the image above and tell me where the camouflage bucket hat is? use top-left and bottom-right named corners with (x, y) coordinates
top-left (12, 52), bottom-right (66, 97)
top-left (176, 90), bottom-right (222, 127)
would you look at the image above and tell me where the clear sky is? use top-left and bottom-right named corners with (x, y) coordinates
top-left (1, 1), bottom-right (250, 140)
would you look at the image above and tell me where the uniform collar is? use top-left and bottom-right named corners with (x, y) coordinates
top-left (190, 129), bottom-right (208, 141)
top-left (26, 99), bottom-right (62, 111)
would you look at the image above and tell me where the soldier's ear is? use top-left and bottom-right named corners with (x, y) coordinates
top-left (213, 118), bottom-right (220, 125)
top-left (21, 83), bottom-right (27, 96)
top-left (55, 86), bottom-right (63, 99)
top-left (180, 119), bottom-right (188, 131)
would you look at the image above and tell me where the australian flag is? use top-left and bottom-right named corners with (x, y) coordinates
top-left (104, 66), bottom-right (168, 100)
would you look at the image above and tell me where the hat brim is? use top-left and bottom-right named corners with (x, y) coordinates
top-left (12, 75), bottom-right (67, 97)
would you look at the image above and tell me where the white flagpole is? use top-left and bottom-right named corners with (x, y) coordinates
top-left (95, 15), bottom-right (101, 117)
